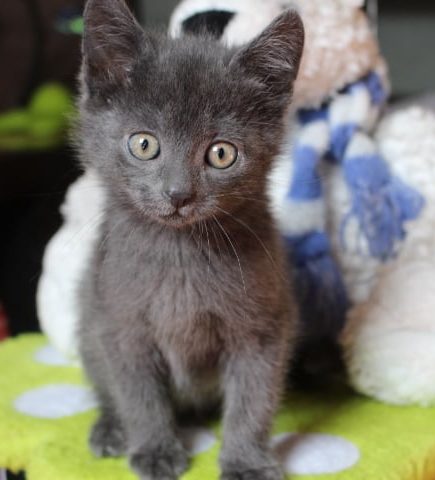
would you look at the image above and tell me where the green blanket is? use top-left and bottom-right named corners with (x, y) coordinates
top-left (1, 335), bottom-right (434, 480)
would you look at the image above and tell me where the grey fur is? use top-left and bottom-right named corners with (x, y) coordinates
top-left (77, 1), bottom-right (304, 479)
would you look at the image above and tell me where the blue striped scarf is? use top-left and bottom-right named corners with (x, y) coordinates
top-left (283, 71), bottom-right (425, 331)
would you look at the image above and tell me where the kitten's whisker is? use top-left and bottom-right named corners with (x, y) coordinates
top-left (211, 194), bottom-right (269, 205)
top-left (99, 216), bottom-right (125, 252)
top-left (198, 220), bottom-right (204, 253)
top-left (216, 206), bottom-right (285, 282)
top-left (212, 214), bottom-right (247, 296)
top-left (193, 221), bottom-right (201, 253)
top-left (188, 224), bottom-right (196, 242)
top-left (204, 220), bottom-right (212, 273)
top-left (60, 211), bottom-right (106, 252)
top-left (123, 223), bottom-right (143, 295)
top-left (124, 220), bottom-right (140, 258)
top-left (210, 218), bottom-right (223, 263)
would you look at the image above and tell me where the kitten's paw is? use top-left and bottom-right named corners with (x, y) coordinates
top-left (89, 414), bottom-right (126, 458)
top-left (221, 463), bottom-right (284, 480)
top-left (130, 440), bottom-right (189, 480)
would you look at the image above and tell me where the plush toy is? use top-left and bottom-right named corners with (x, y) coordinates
top-left (37, 0), bottom-right (435, 406)
top-left (37, 170), bottom-right (105, 359)
top-left (340, 105), bottom-right (435, 406)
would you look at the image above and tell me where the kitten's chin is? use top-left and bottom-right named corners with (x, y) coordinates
top-left (156, 211), bottom-right (204, 229)
top-left (138, 202), bottom-right (212, 229)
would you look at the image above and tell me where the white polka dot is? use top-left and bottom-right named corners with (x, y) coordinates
top-left (34, 345), bottom-right (73, 366)
top-left (14, 384), bottom-right (97, 419)
top-left (180, 427), bottom-right (217, 456)
top-left (270, 432), bottom-right (360, 475)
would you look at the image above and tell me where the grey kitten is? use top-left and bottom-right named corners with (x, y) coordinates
top-left (77, 1), bottom-right (304, 479)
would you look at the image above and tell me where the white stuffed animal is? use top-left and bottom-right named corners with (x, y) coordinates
top-left (340, 106), bottom-right (435, 406)
top-left (37, 0), bottom-right (435, 407)
top-left (37, 170), bottom-right (105, 358)
top-left (170, 0), bottom-right (384, 110)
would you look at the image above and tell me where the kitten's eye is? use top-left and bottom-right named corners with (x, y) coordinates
top-left (206, 142), bottom-right (238, 169)
top-left (128, 133), bottom-right (160, 161)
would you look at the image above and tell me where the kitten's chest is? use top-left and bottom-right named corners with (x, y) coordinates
top-left (139, 243), bottom-right (229, 387)
top-left (144, 248), bottom-right (222, 324)
top-left (103, 220), bottom-right (238, 345)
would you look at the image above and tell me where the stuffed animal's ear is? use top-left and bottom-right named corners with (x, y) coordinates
top-left (181, 10), bottom-right (235, 39)
top-left (231, 10), bottom-right (304, 97)
top-left (82, 0), bottom-right (144, 94)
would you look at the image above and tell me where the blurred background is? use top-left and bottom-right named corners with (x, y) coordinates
top-left (0, 0), bottom-right (434, 340)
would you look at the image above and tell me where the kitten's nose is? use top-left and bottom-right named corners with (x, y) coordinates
top-left (164, 189), bottom-right (194, 209)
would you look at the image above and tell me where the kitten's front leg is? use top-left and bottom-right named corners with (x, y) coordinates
top-left (104, 332), bottom-right (188, 480)
top-left (220, 334), bottom-right (289, 480)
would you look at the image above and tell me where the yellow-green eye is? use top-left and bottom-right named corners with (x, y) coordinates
top-left (128, 132), bottom-right (160, 160)
top-left (206, 142), bottom-right (238, 169)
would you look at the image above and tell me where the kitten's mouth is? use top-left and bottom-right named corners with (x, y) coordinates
top-left (159, 208), bottom-right (197, 227)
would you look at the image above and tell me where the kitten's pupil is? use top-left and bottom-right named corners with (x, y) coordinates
top-left (141, 139), bottom-right (149, 151)
top-left (218, 148), bottom-right (225, 159)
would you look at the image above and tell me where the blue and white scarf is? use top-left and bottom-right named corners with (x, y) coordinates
top-left (282, 70), bottom-right (425, 329)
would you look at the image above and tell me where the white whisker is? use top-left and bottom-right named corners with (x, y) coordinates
top-left (212, 214), bottom-right (247, 296)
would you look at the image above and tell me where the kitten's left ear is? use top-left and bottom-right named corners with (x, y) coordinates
top-left (82, 0), bottom-right (145, 94)
top-left (231, 10), bottom-right (304, 97)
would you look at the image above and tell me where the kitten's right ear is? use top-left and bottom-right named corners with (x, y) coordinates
top-left (82, 0), bottom-right (144, 95)
top-left (231, 10), bottom-right (304, 98)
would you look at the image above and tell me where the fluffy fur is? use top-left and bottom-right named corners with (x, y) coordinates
top-left (76, 1), bottom-right (304, 479)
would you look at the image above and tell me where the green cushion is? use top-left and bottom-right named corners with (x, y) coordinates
top-left (1, 334), bottom-right (435, 480)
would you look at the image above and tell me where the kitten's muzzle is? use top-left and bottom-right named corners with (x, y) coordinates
top-left (163, 189), bottom-right (195, 210)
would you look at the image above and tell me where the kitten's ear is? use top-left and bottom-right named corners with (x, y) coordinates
top-left (82, 0), bottom-right (144, 94)
top-left (231, 10), bottom-right (304, 97)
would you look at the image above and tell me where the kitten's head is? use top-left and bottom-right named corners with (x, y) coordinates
top-left (78, 0), bottom-right (304, 228)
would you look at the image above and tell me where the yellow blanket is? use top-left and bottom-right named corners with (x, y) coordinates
top-left (1, 335), bottom-right (435, 480)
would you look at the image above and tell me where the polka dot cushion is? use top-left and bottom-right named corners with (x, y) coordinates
top-left (1, 334), bottom-right (435, 480)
